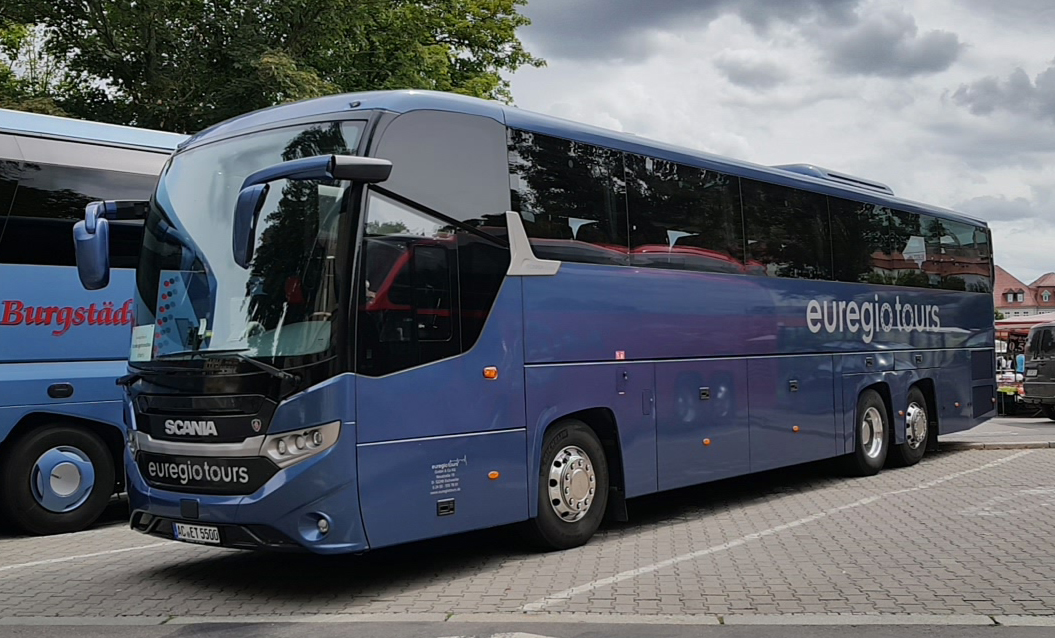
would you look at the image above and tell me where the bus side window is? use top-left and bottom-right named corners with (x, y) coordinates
top-left (0, 161), bottom-right (16, 242)
top-left (0, 161), bottom-right (155, 268)
top-left (410, 245), bottom-right (454, 342)
top-left (358, 193), bottom-right (463, 375)
top-left (741, 178), bottom-right (832, 280)
top-left (508, 129), bottom-right (629, 266)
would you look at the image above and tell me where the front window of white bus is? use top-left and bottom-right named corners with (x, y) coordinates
top-left (132, 121), bottom-right (364, 377)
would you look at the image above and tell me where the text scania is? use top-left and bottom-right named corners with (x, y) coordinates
top-left (0, 300), bottom-right (133, 336)
top-left (146, 459), bottom-right (250, 485)
top-left (164, 419), bottom-right (219, 437)
top-left (806, 296), bottom-right (941, 344)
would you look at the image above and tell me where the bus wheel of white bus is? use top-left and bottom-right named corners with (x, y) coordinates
top-left (889, 387), bottom-right (928, 468)
top-left (526, 419), bottom-right (609, 551)
top-left (842, 389), bottom-right (889, 477)
top-left (0, 425), bottom-right (115, 535)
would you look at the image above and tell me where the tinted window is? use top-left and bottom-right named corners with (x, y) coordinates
top-left (356, 193), bottom-right (509, 377)
top-left (742, 179), bottom-right (832, 279)
top-left (625, 154), bottom-right (744, 274)
top-left (372, 110), bottom-right (511, 234)
top-left (508, 129), bottom-right (628, 265)
top-left (0, 162), bottom-right (157, 268)
top-left (830, 198), bottom-right (896, 284)
top-left (0, 160), bottom-right (16, 235)
top-left (920, 216), bottom-right (993, 292)
top-left (1029, 328), bottom-right (1055, 360)
top-left (882, 209), bottom-right (931, 288)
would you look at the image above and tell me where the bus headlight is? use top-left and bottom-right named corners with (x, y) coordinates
top-left (262, 421), bottom-right (341, 468)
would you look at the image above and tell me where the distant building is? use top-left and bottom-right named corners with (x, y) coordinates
top-left (995, 265), bottom-right (1055, 317)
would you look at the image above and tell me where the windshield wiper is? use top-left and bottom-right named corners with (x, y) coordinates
top-left (222, 351), bottom-right (300, 382)
top-left (155, 349), bottom-right (299, 382)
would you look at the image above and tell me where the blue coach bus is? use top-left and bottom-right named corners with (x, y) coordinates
top-left (0, 109), bottom-right (185, 534)
top-left (73, 90), bottom-right (996, 553)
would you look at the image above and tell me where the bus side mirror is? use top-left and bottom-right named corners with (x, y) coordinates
top-left (232, 154), bottom-right (392, 268)
top-left (73, 201), bottom-right (112, 290)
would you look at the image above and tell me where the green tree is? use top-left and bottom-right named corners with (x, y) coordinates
top-left (0, 22), bottom-right (67, 115)
top-left (8, 0), bottom-right (543, 133)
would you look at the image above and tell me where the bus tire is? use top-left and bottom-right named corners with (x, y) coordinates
top-left (842, 389), bottom-right (889, 477)
top-left (524, 419), bottom-right (609, 551)
top-left (889, 387), bottom-right (929, 467)
top-left (0, 424), bottom-right (115, 535)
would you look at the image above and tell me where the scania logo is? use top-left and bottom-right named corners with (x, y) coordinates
top-left (164, 419), bottom-right (218, 437)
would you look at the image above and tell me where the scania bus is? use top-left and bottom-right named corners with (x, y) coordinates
top-left (0, 109), bottom-right (185, 534)
top-left (73, 90), bottom-right (995, 553)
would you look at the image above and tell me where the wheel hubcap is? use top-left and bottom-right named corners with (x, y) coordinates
top-left (906, 402), bottom-right (928, 449)
top-left (548, 445), bottom-right (596, 522)
top-left (31, 446), bottom-right (95, 513)
top-left (861, 406), bottom-right (885, 459)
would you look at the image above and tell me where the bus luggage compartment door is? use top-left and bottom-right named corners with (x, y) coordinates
top-left (356, 429), bottom-right (528, 549)
top-left (748, 354), bottom-right (837, 472)
top-left (655, 359), bottom-right (749, 491)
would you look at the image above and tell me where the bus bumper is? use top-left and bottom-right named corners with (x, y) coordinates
top-left (125, 425), bottom-right (369, 554)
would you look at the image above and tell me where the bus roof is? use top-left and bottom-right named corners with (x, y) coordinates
top-left (181, 89), bottom-right (988, 229)
top-left (0, 107), bottom-right (187, 152)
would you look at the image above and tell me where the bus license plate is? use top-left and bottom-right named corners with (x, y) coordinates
top-left (1027, 369), bottom-right (1038, 377)
top-left (173, 522), bottom-right (220, 545)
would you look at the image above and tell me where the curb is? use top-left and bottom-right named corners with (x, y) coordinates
top-left (939, 441), bottom-right (1055, 450)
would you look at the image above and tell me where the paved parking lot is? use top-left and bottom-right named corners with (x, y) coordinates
top-left (1, 444), bottom-right (1055, 623)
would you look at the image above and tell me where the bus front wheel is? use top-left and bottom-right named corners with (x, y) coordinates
top-left (0, 424), bottom-right (116, 535)
top-left (525, 419), bottom-right (609, 551)
top-left (842, 389), bottom-right (889, 477)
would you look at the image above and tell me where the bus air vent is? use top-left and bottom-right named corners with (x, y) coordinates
top-left (771, 163), bottom-right (894, 195)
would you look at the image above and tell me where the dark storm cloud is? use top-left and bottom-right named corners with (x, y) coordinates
top-left (823, 10), bottom-right (963, 77)
top-left (952, 61), bottom-right (1055, 122)
top-left (518, 0), bottom-right (861, 61)
top-left (713, 56), bottom-right (789, 89)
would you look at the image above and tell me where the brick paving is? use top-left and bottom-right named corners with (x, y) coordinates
top-left (1, 448), bottom-right (1054, 618)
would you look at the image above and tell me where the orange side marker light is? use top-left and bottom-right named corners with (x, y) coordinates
top-left (488, 471), bottom-right (500, 480)
top-left (483, 366), bottom-right (498, 380)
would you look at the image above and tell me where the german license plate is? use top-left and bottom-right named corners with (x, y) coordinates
top-left (173, 522), bottom-right (220, 545)
top-left (1027, 369), bottom-right (1038, 377)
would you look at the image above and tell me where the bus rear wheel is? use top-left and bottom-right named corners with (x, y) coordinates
top-left (525, 419), bottom-right (609, 551)
top-left (841, 389), bottom-right (889, 477)
top-left (0, 424), bottom-right (115, 535)
top-left (889, 387), bottom-right (929, 467)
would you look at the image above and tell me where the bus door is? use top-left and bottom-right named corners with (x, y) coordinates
top-left (352, 191), bottom-right (528, 549)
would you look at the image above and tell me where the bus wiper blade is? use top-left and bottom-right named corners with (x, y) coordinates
top-left (155, 349), bottom-right (299, 382)
top-left (203, 351), bottom-right (299, 382)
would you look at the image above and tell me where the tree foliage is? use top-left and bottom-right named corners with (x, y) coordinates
top-left (0, 21), bottom-right (68, 115)
top-left (5, 0), bottom-right (543, 132)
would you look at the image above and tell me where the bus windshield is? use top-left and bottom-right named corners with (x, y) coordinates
top-left (132, 120), bottom-right (363, 366)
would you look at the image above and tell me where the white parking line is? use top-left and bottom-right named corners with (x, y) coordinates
top-left (0, 542), bottom-right (173, 575)
top-left (523, 450), bottom-right (1033, 611)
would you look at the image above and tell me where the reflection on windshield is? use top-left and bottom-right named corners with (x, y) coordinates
top-left (133, 121), bottom-right (363, 365)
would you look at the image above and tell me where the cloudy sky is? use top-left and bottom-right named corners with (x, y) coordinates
top-left (506, 0), bottom-right (1055, 285)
